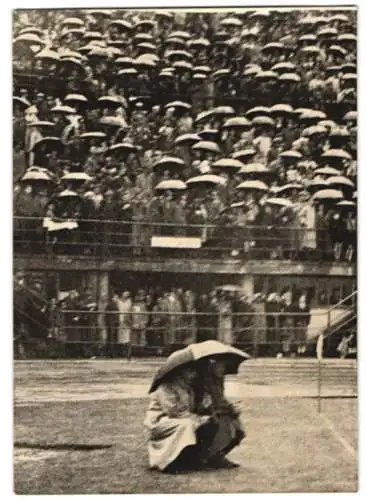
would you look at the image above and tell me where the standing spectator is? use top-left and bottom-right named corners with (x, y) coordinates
top-left (105, 292), bottom-right (120, 357)
top-left (116, 291), bottom-right (132, 360)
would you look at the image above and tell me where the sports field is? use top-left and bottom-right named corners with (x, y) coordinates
top-left (13, 360), bottom-right (357, 494)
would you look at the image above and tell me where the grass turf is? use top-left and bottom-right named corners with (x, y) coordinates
top-left (14, 395), bottom-right (357, 494)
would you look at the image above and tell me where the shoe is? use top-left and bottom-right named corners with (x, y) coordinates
top-left (204, 456), bottom-right (240, 469)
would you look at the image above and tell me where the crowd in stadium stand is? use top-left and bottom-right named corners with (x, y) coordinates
top-left (13, 8), bottom-right (357, 261)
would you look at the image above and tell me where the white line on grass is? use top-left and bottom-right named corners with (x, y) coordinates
top-left (319, 413), bottom-right (357, 460)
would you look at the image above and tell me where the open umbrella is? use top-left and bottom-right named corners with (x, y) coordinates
top-left (80, 131), bottom-right (106, 140)
top-left (189, 38), bottom-right (211, 49)
top-left (232, 149), bottom-right (257, 161)
top-left (198, 129), bottom-right (219, 141)
top-left (210, 106), bottom-right (235, 118)
top-left (173, 61), bottom-right (193, 71)
top-left (300, 45), bottom-right (321, 54)
top-left (219, 17), bottom-right (242, 27)
top-left (118, 68), bottom-right (138, 76)
top-left (186, 175), bottom-right (227, 187)
top-left (155, 180), bottom-right (187, 191)
top-left (13, 96), bottom-right (31, 110)
top-left (271, 62), bottom-right (295, 73)
top-left (57, 189), bottom-right (81, 198)
top-left (64, 94), bottom-right (88, 107)
top-left (327, 176), bottom-right (355, 189)
top-left (21, 170), bottom-right (53, 182)
top-left (35, 48), bottom-right (60, 62)
top-left (61, 17), bottom-right (84, 27)
top-left (299, 34), bottom-right (317, 43)
top-left (169, 31), bottom-right (192, 40)
top-left (212, 158), bottom-right (244, 171)
top-left (314, 167), bottom-right (341, 176)
top-left (270, 104), bottom-right (294, 116)
top-left (338, 33), bottom-right (357, 43)
top-left (239, 163), bottom-right (269, 176)
top-left (192, 141), bottom-right (221, 154)
top-left (237, 180), bottom-right (268, 191)
top-left (165, 101), bottom-right (192, 111)
top-left (222, 117), bottom-right (252, 129)
top-left (321, 149), bottom-right (352, 161)
top-left (97, 96), bottom-right (125, 109)
top-left (276, 183), bottom-right (304, 195)
top-left (137, 42), bottom-right (157, 53)
top-left (13, 33), bottom-right (45, 48)
top-left (252, 116), bottom-right (275, 127)
top-left (174, 133), bottom-right (201, 146)
top-left (266, 198), bottom-right (294, 208)
top-left (280, 150), bottom-right (303, 161)
top-left (216, 284), bottom-right (242, 292)
top-left (246, 108), bottom-right (272, 121)
top-left (313, 189), bottom-right (343, 201)
top-left (302, 125), bottom-right (327, 137)
top-left (149, 340), bottom-right (250, 393)
top-left (51, 105), bottom-right (76, 115)
top-left (194, 65), bottom-right (211, 74)
top-left (278, 73), bottom-right (301, 83)
top-left (32, 137), bottom-right (64, 154)
top-left (153, 156), bottom-right (185, 171)
top-left (100, 116), bottom-right (128, 128)
top-left (337, 200), bottom-right (356, 209)
top-left (328, 45), bottom-right (348, 57)
top-left (108, 142), bottom-right (137, 155)
top-left (300, 110), bottom-right (327, 121)
top-left (255, 70), bottom-right (278, 80)
top-left (307, 179), bottom-right (330, 192)
top-left (344, 111), bottom-right (357, 122)
top-left (61, 172), bottom-right (93, 182)
top-left (108, 19), bottom-right (133, 31)
top-left (195, 110), bottom-right (214, 124)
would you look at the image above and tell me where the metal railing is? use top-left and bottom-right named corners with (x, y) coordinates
top-left (13, 216), bottom-right (355, 262)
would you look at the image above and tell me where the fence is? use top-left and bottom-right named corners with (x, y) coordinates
top-left (14, 216), bottom-right (352, 262)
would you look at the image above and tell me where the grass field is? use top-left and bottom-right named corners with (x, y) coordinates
top-left (13, 360), bottom-right (357, 494)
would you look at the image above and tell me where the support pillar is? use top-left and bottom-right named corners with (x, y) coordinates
top-left (86, 271), bottom-right (109, 342)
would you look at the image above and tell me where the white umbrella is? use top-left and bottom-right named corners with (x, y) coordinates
top-left (155, 180), bottom-right (187, 191)
top-left (174, 133), bottom-right (201, 145)
top-left (314, 167), bottom-right (341, 176)
top-left (232, 149), bottom-right (256, 161)
top-left (237, 180), bottom-right (268, 191)
top-left (212, 158), bottom-right (244, 170)
top-left (21, 171), bottom-right (52, 182)
top-left (51, 105), bottom-right (76, 114)
top-left (61, 173), bottom-right (93, 182)
top-left (313, 189), bottom-right (343, 200)
top-left (80, 132), bottom-right (106, 139)
top-left (192, 141), bottom-right (221, 154)
top-left (239, 163), bottom-right (269, 175)
top-left (327, 176), bottom-right (355, 189)
top-left (186, 175), bottom-right (227, 187)
top-left (266, 198), bottom-right (294, 208)
top-left (322, 149), bottom-right (352, 161)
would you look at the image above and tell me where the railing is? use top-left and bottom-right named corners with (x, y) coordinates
top-left (13, 216), bottom-right (355, 262)
top-left (325, 291), bottom-right (357, 338)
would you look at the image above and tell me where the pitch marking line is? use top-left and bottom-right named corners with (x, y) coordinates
top-left (320, 413), bottom-right (357, 460)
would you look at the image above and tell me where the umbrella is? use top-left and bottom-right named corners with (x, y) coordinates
top-left (280, 150), bottom-right (303, 160)
top-left (299, 34), bottom-right (317, 43)
top-left (135, 54), bottom-right (157, 67)
top-left (329, 128), bottom-right (350, 138)
top-left (270, 104), bottom-right (294, 116)
top-left (97, 96), bottom-right (125, 109)
top-left (302, 125), bottom-right (327, 137)
top-left (330, 14), bottom-right (350, 23)
top-left (222, 117), bottom-right (252, 129)
top-left (300, 110), bottom-right (327, 120)
top-left (249, 10), bottom-right (270, 19)
top-left (194, 65), bottom-right (211, 74)
top-left (341, 73), bottom-right (357, 82)
top-left (61, 173), bottom-right (93, 182)
top-left (169, 31), bottom-right (192, 40)
top-left (313, 189), bottom-right (343, 201)
top-left (108, 142), bottom-right (137, 154)
top-left (51, 105), bottom-right (76, 115)
top-left (321, 149), bottom-right (352, 161)
top-left (300, 45), bottom-right (321, 54)
top-left (32, 137), bottom-right (64, 154)
top-left (134, 19), bottom-right (155, 29)
top-left (116, 56), bottom-right (135, 66)
top-left (229, 201), bottom-right (247, 209)
top-left (344, 111), bottom-right (357, 121)
top-left (61, 17), bottom-right (84, 26)
top-left (165, 101), bottom-right (192, 111)
top-left (338, 33), bottom-right (357, 43)
top-left (211, 106), bottom-right (235, 116)
top-left (27, 121), bottom-right (55, 129)
top-left (193, 73), bottom-right (207, 81)
top-left (255, 70), bottom-right (278, 80)
top-left (108, 20), bottom-right (133, 30)
top-left (153, 156), bottom-right (185, 171)
top-left (13, 96), bottom-right (31, 109)
top-left (307, 179), bottom-right (330, 191)
top-left (337, 200), bottom-right (356, 209)
top-left (232, 149), bottom-right (256, 161)
top-left (192, 141), bottom-right (221, 154)
top-left (137, 42), bottom-right (157, 52)
top-left (118, 68), bottom-right (138, 76)
top-left (195, 110), bottom-right (214, 124)
top-left (13, 33), bottom-right (45, 47)
top-left (314, 167), bottom-right (341, 176)
top-left (198, 129), bottom-right (219, 141)
top-left (279, 73), bottom-right (301, 83)
top-left (261, 42), bottom-right (285, 52)
top-left (327, 176), bottom-right (355, 189)
top-left (83, 30), bottom-right (104, 41)
top-left (271, 62), bottom-right (295, 73)
top-left (186, 175), bottom-right (227, 187)
top-left (252, 116), bottom-right (275, 126)
top-left (237, 180), bottom-right (268, 191)
top-left (173, 61), bottom-right (193, 71)
top-left (318, 27), bottom-right (338, 37)
top-left (80, 132), bottom-right (106, 140)
top-left (148, 340), bottom-right (250, 393)
top-left (245, 106), bottom-right (271, 119)
top-left (19, 27), bottom-right (44, 36)
top-left (219, 17), bottom-right (242, 27)
top-left (266, 197), bottom-right (294, 208)
top-left (174, 133), bottom-right (201, 145)
top-left (155, 180), bottom-right (187, 191)
top-left (212, 69), bottom-right (231, 79)
top-left (328, 45), bottom-right (348, 57)
top-left (189, 38), bottom-right (210, 48)
top-left (35, 48), bottom-right (60, 61)
top-left (64, 93), bottom-right (88, 105)
top-left (100, 116), bottom-right (128, 128)
top-left (21, 170), bottom-right (52, 182)
top-left (212, 158), bottom-right (244, 171)
top-left (57, 189), bottom-right (81, 198)
top-left (276, 183), bottom-right (304, 194)
top-left (239, 163), bottom-right (269, 175)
